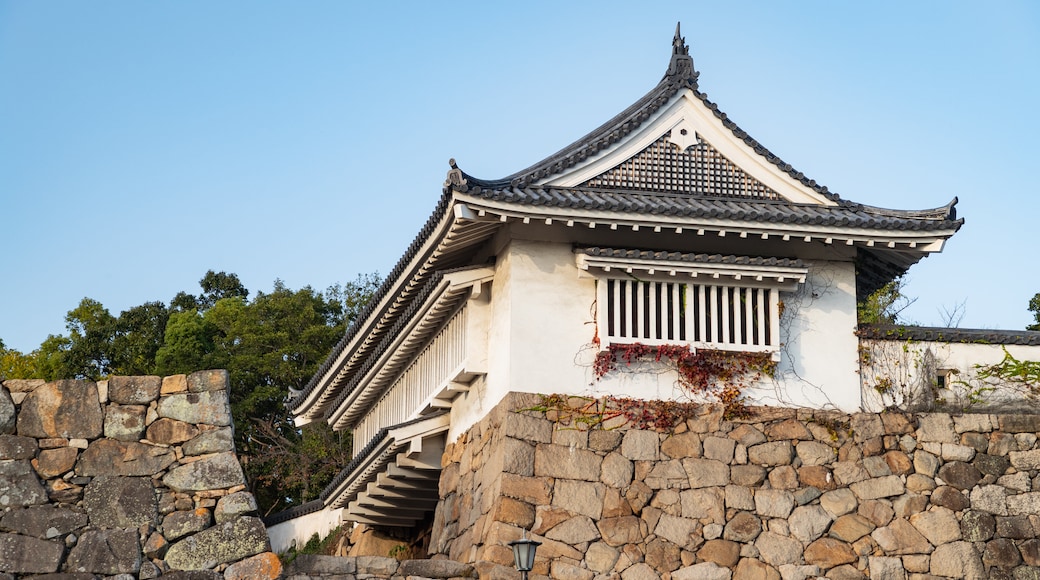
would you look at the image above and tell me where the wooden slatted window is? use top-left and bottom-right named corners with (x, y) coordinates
top-left (598, 279), bottom-right (780, 353)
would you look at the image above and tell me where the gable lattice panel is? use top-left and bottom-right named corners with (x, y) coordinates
top-left (582, 134), bottom-right (780, 199)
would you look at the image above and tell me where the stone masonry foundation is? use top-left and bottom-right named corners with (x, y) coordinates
top-left (431, 392), bottom-right (1040, 580)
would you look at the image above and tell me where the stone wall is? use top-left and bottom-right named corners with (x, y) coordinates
top-left (0, 372), bottom-right (279, 579)
top-left (431, 392), bottom-right (1040, 580)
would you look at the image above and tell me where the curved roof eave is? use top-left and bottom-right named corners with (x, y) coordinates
top-left (451, 24), bottom-right (845, 205)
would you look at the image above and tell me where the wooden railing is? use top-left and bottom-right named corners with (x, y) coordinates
top-left (352, 306), bottom-right (467, 455)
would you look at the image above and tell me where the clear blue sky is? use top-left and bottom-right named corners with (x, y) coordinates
top-left (1, 1), bottom-right (1038, 353)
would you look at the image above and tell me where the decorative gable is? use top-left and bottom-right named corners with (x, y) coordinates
top-left (581, 133), bottom-right (781, 200)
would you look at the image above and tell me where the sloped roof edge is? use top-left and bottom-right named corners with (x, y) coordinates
top-left (858, 324), bottom-right (1040, 346)
top-left (288, 190), bottom-right (453, 416)
top-left (446, 23), bottom-right (846, 205)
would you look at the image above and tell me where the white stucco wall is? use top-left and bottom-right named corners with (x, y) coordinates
top-left (448, 239), bottom-right (867, 441)
top-left (266, 506), bottom-right (345, 554)
top-left (758, 260), bottom-right (861, 411)
top-left (860, 338), bottom-right (1040, 412)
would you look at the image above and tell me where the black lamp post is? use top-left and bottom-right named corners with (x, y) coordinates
top-left (508, 529), bottom-right (541, 580)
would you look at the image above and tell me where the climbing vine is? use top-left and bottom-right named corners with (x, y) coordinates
top-left (593, 343), bottom-right (776, 418)
top-left (974, 347), bottom-right (1040, 400)
top-left (520, 394), bottom-right (700, 431)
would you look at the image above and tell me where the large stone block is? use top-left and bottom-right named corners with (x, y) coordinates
top-left (673, 562), bottom-right (732, 580)
top-left (553, 480), bottom-right (604, 519)
top-left (0, 505), bottom-right (87, 538)
top-left (662, 432), bottom-right (704, 459)
top-left (0, 435), bottom-right (38, 460)
top-left (0, 388), bottom-right (14, 435)
top-left (829, 513), bottom-right (875, 543)
top-left (937, 461), bottom-right (982, 490)
top-left (157, 391), bottom-right (232, 426)
top-left (652, 514), bottom-right (696, 549)
top-left (930, 541), bottom-right (985, 579)
top-left (164, 516), bottom-right (269, 570)
top-left (108, 375), bottom-right (162, 404)
top-left (754, 489), bottom-right (795, 519)
top-left (601, 452), bottom-right (634, 489)
top-left (223, 551), bottom-right (282, 580)
top-left (598, 516), bottom-right (644, 547)
top-left (682, 458), bottom-right (729, 488)
top-left (909, 507), bottom-right (960, 545)
top-left (76, 439), bottom-right (176, 477)
top-left (0, 532), bottom-right (64, 573)
top-left (621, 430), bottom-right (660, 460)
top-left (804, 537), bottom-right (856, 569)
top-left (163, 452), bottom-right (246, 491)
top-left (0, 461), bottom-right (47, 507)
top-left (398, 558), bottom-right (474, 579)
top-left (187, 370), bottom-right (230, 393)
top-left (796, 440), bottom-right (835, 466)
top-left (534, 444), bottom-right (602, 481)
top-left (500, 473), bottom-right (551, 505)
top-left (755, 531), bottom-right (802, 567)
top-left (849, 475), bottom-right (904, 500)
top-left (681, 487), bottom-right (725, 524)
top-left (788, 504), bottom-right (832, 544)
top-left (83, 476), bottom-right (158, 529)
top-left (32, 446), bottom-right (78, 478)
top-left (147, 418), bottom-right (200, 446)
top-left (215, 492), bottom-right (258, 523)
top-left (17, 380), bottom-right (103, 439)
top-left (545, 514), bottom-right (599, 544)
top-left (65, 528), bottom-right (141, 575)
top-left (164, 508), bottom-right (213, 541)
top-left (182, 427), bottom-right (235, 456)
top-left (871, 518), bottom-right (932, 555)
top-left (747, 441), bottom-right (793, 466)
top-left (104, 404), bottom-right (148, 441)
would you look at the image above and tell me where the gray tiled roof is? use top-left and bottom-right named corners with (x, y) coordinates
top-left (859, 324), bottom-right (1040, 346)
top-left (451, 25), bottom-right (840, 204)
top-left (579, 247), bottom-right (805, 269)
top-left (467, 187), bottom-right (961, 232)
top-left (448, 28), bottom-right (964, 233)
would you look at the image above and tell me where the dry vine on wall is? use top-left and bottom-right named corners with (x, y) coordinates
top-left (592, 343), bottom-right (776, 419)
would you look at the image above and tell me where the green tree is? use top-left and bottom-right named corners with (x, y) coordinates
top-left (1028, 293), bottom-right (1040, 331)
top-left (858, 278), bottom-right (916, 325)
top-left (198, 270), bottom-right (249, 309)
top-left (154, 309), bottom-right (218, 375)
top-left (54, 298), bottom-right (118, 380)
top-left (111, 301), bottom-right (170, 376)
top-left (4, 270), bottom-right (381, 515)
top-left (0, 340), bottom-right (39, 379)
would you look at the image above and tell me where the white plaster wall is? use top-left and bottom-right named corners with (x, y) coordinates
top-left (448, 241), bottom-right (516, 442)
top-left (266, 507), bottom-right (345, 554)
top-left (449, 244), bottom-right (868, 440)
top-left (861, 338), bottom-right (1040, 412)
top-left (760, 261), bottom-right (862, 411)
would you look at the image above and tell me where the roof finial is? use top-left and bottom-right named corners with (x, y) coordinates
top-left (664, 21), bottom-right (698, 88)
top-left (673, 22), bottom-right (687, 57)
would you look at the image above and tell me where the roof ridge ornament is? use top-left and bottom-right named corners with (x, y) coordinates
top-left (664, 22), bottom-right (699, 88)
top-left (444, 158), bottom-right (469, 192)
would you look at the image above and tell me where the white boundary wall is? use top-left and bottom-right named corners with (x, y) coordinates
top-left (266, 506), bottom-right (345, 554)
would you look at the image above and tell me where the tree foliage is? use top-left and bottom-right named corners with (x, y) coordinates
top-left (1028, 293), bottom-right (1040, 331)
top-left (857, 278), bottom-right (916, 325)
top-left (0, 269), bottom-right (381, 515)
